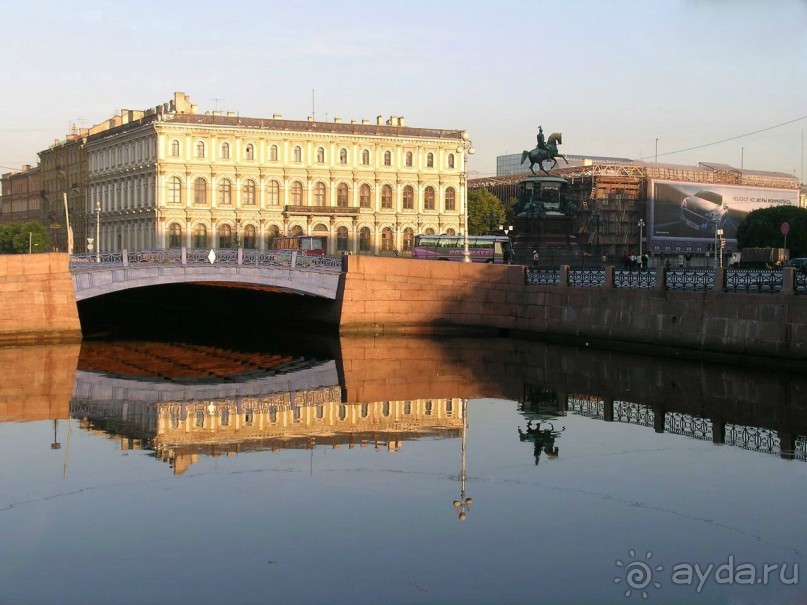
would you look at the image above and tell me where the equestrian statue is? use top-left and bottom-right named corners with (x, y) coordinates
top-left (521, 125), bottom-right (569, 175)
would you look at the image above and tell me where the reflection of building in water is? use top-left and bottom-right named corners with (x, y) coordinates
top-left (72, 393), bottom-right (463, 475)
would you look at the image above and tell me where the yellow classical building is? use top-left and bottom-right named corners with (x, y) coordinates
top-left (85, 92), bottom-right (470, 255)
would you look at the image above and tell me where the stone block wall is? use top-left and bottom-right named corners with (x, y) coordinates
top-left (339, 256), bottom-right (807, 361)
top-left (0, 253), bottom-right (82, 345)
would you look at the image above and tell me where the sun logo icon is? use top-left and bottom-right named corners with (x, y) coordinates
top-left (614, 550), bottom-right (663, 599)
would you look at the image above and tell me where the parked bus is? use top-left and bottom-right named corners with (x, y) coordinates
top-left (412, 234), bottom-right (511, 263)
top-left (270, 235), bottom-right (327, 256)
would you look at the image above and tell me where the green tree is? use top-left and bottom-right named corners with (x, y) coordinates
top-left (467, 189), bottom-right (506, 235)
top-left (736, 206), bottom-right (807, 257)
top-left (0, 222), bottom-right (51, 254)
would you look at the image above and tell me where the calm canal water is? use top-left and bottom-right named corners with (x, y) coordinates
top-left (1, 334), bottom-right (806, 605)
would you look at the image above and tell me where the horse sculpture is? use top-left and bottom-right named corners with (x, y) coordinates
top-left (521, 132), bottom-right (569, 175)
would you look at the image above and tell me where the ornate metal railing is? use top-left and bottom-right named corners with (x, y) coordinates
top-left (526, 269), bottom-right (561, 286)
top-left (664, 268), bottom-right (715, 291)
top-left (725, 269), bottom-right (782, 293)
top-left (796, 272), bottom-right (807, 295)
top-left (615, 269), bottom-right (655, 289)
top-left (568, 268), bottom-right (606, 288)
top-left (70, 248), bottom-right (345, 273)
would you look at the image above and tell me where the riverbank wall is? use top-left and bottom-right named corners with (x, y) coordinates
top-left (338, 255), bottom-right (807, 364)
top-left (0, 254), bottom-right (82, 345)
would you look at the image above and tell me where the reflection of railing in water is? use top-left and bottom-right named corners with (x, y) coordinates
top-left (724, 424), bottom-right (780, 456)
top-left (566, 395), bottom-right (604, 419)
top-left (665, 412), bottom-right (712, 441)
top-left (566, 396), bottom-right (805, 460)
top-left (613, 401), bottom-right (655, 427)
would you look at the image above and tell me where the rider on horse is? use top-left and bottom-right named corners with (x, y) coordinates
top-left (537, 125), bottom-right (548, 153)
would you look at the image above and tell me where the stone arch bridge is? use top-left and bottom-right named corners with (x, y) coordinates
top-left (69, 248), bottom-right (344, 301)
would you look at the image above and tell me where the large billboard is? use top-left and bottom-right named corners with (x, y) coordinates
top-left (649, 179), bottom-right (799, 253)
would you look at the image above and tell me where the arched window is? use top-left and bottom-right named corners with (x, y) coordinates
top-left (218, 178), bottom-right (232, 205)
top-left (405, 151), bottom-right (413, 167)
top-left (267, 180), bottom-right (280, 206)
top-left (361, 149), bottom-right (370, 165)
top-left (314, 182), bottom-right (326, 206)
top-left (291, 181), bottom-right (303, 205)
top-left (425, 227), bottom-right (435, 235)
top-left (168, 176), bottom-right (182, 204)
top-left (245, 144), bottom-right (254, 160)
top-left (243, 225), bottom-right (256, 249)
top-left (316, 147), bottom-right (325, 163)
top-left (360, 184), bottom-right (371, 208)
top-left (168, 223), bottom-right (182, 248)
top-left (192, 224), bottom-right (208, 249)
top-left (293, 146), bottom-right (302, 162)
top-left (448, 153), bottom-right (455, 169)
top-left (266, 224), bottom-right (280, 248)
top-left (337, 226), bottom-right (348, 251)
top-left (403, 185), bottom-right (414, 210)
top-left (445, 228), bottom-right (456, 236)
top-left (359, 227), bottom-right (371, 251)
top-left (170, 140), bottom-right (180, 157)
top-left (218, 224), bottom-right (232, 248)
top-left (270, 145), bottom-right (278, 161)
top-left (195, 141), bottom-right (205, 158)
top-left (381, 227), bottom-right (394, 252)
top-left (242, 179), bottom-right (256, 205)
top-left (381, 185), bottom-right (393, 209)
top-left (221, 142), bottom-right (230, 159)
top-left (403, 227), bottom-right (414, 252)
top-left (339, 148), bottom-right (348, 164)
top-left (291, 225), bottom-right (304, 236)
top-left (193, 178), bottom-right (207, 205)
top-left (445, 187), bottom-right (456, 211)
top-left (337, 183), bottom-right (349, 207)
top-left (427, 152), bottom-right (434, 168)
top-left (383, 150), bottom-right (392, 166)
top-left (424, 186), bottom-right (435, 211)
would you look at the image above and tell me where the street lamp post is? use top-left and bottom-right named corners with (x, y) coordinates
top-left (457, 132), bottom-right (476, 263)
top-left (638, 218), bottom-right (645, 261)
top-left (715, 227), bottom-right (724, 268)
top-left (95, 202), bottom-right (101, 262)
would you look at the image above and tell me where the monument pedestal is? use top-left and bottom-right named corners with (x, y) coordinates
top-left (510, 175), bottom-right (581, 267)
top-left (512, 213), bottom-right (580, 266)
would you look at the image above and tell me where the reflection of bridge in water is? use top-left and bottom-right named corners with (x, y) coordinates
top-left (70, 341), bottom-right (463, 474)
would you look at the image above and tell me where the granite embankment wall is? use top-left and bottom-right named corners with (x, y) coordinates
top-left (338, 256), bottom-right (807, 362)
top-left (0, 254), bottom-right (82, 345)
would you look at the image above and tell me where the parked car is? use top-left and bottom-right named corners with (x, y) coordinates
top-left (787, 257), bottom-right (807, 273)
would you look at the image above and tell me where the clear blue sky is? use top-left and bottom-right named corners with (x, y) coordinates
top-left (2, 0), bottom-right (806, 179)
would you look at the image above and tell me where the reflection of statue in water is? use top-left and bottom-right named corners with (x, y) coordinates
top-left (521, 127), bottom-right (569, 175)
top-left (518, 420), bottom-right (565, 465)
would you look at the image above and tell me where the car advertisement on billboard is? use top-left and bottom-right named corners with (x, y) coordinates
top-left (649, 179), bottom-right (799, 250)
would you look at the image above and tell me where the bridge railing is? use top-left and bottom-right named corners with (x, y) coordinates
top-left (526, 265), bottom-right (805, 295)
top-left (70, 248), bottom-right (345, 273)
